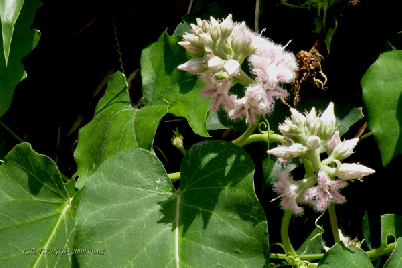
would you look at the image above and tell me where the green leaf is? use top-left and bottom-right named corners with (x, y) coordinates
top-left (0, 0), bottom-right (41, 117)
top-left (384, 237), bottom-right (402, 268)
top-left (75, 141), bottom-right (269, 267)
top-left (361, 50), bottom-right (402, 166)
top-left (296, 227), bottom-right (325, 255)
top-left (0, 0), bottom-right (24, 65)
top-left (380, 214), bottom-right (402, 248)
top-left (74, 71), bottom-right (168, 189)
top-left (362, 211), bottom-right (373, 250)
top-left (318, 242), bottom-right (373, 267)
top-left (0, 143), bottom-right (76, 267)
top-left (140, 30), bottom-right (210, 137)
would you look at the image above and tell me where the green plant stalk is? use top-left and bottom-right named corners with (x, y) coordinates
top-left (366, 242), bottom-right (396, 258)
top-left (301, 158), bottom-right (315, 178)
top-left (328, 203), bottom-right (340, 243)
top-left (359, 131), bottom-right (373, 141)
top-left (281, 209), bottom-right (298, 260)
top-left (232, 114), bottom-right (261, 146)
top-left (0, 120), bottom-right (24, 143)
top-left (236, 69), bottom-right (255, 87)
top-left (271, 241), bottom-right (397, 261)
top-left (237, 133), bottom-right (286, 147)
top-left (168, 172), bottom-right (180, 181)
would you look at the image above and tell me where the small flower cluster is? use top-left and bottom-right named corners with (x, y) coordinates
top-left (269, 103), bottom-right (375, 214)
top-left (178, 15), bottom-right (297, 123)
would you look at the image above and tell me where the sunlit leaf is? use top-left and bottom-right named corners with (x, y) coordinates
top-left (318, 242), bottom-right (373, 267)
top-left (384, 237), bottom-right (402, 268)
top-left (361, 50), bottom-right (402, 166)
top-left (380, 214), bottom-right (402, 248)
top-left (75, 141), bottom-right (269, 267)
top-left (0, 143), bottom-right (76, 267)
top-left (74, 71), bottom-right (168, 188)
top-left (140, 31), bottom-right (210, 137)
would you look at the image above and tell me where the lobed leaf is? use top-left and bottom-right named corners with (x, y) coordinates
top-left (380, 214), bottom-right (402, 248)
top-left (140, 30), bottom-right (210, 137)
top-left (318, 242), bottom-right (373, 267)
top-left (0, 0), bottom-right (41, 117)
top-left (361, 50), bottom-right (402, 166)
top-left (0, 143), bottom-right (76, 267)
top-left (384, 237), bottom-right (402, 268)
top-left (75, 141), bottom-right (269, 267)
top-left (74, 71), bottom-right (168, 189)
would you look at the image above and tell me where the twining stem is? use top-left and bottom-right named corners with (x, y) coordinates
top-left (237, 133), bottom-right (286, 147)
top-left (366, 242), bottom-right (396, 258)
top-left (0, 120), bottom-right (24, 143)
top-left (168, 172), bottom-right (180, 182)
top-left (232, 114), bottom-right (261, 146)
top-left (281, 209), bottom-right (297, 260)
top-left (328, 203), bottom-right (340, 244)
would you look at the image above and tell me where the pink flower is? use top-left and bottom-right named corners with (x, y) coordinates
top-left (274, 171), bottom-right (304, 215)
top-left (326, 131), bottom-right (341, 155)
top-left (307, 171), bottom-right (347, 211)
top-left (228, 94), bottom-right (264, 123)
top-left (200, 73), bottom-right (235, 110)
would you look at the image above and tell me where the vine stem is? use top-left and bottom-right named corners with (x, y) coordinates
top-left (232, 114), bottom-right (261, 146)
top-left (237, 133), bottom-right (286, 147)
top-left (328, 203), bottom-right (340, 244)
top-left (168, 172), bottom-right (180, 182)
top-left (281, 209), bottom-right (297, 259)
top-left (0, 120), bottom-right (24, 143)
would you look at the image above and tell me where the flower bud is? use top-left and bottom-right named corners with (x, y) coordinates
top-left (331, 138), bottom-right (359, 161)
top-left (199, 33), bottom-right (213, 47)
top-left (208, 56), bottom-right (224, 72)
top-left (178, 41), bottom-right (204, 56)
top-left (182, 34), bottom-right (200, 44)
top-left (306, 107), bottom-right (319, 135)
top-left (220, 14), bottom-right (234, 38)
top-left (211, 26), bottom-right (220, 41)
top-left (267, 143), bottom-right (307, 160)
top-left (306, 135), bottom-right (321, 150)
top-left (336, 163), bottom-right (375, 180)
top-left (290, 108), bottom-right (306, 127)
top-left (178, 58), bottom-right (207, 74)
top-left (318, 102), bottom-right (336, 140)
top-left (224, 60), bottom-right (240, 76)
top-left (196, 18), bottom-right (203, 28)
top-left (326, 131), bottom-right (340, 155)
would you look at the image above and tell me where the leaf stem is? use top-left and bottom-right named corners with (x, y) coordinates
top-left (0, 120), bottom-right (24, 143)
top-left (328, 203), bottom-right (340, 244)
top-left (168, 172), bottom-right (180, 182)
top-left (359, 131), bottom-right (373, 141)
top-left (232, 114), bottom-right (261, 146)
top-left (237, 133), bottom-right (286, 147)
top-left (270, 241), bottom-right (397, 262)
top-left (270, 252), bottom-right (323, 260)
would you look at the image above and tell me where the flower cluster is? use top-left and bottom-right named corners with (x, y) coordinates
top-left (268, 103), bottom-right (375, 214)
top-left (178, 15), bottom-right (298, 123)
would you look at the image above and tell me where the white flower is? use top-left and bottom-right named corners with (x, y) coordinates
top-left (224, 60), bottom-right (240, 76)
top-left (336, 163), bottom-right (375, 180)
top-left (267, 143), bottom-right (307, 160)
